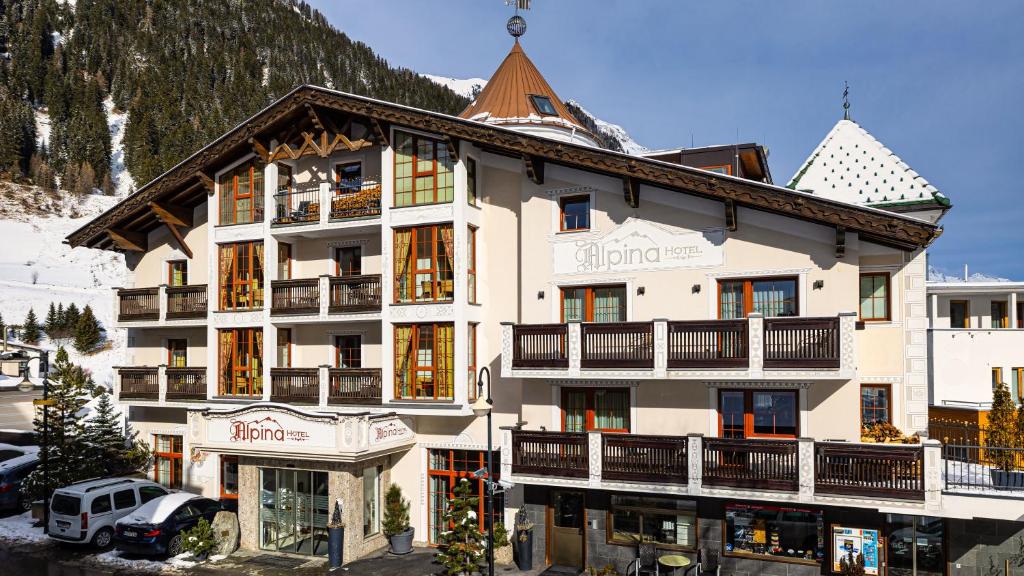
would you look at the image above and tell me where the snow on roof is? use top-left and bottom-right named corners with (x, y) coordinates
top-left (118, 492), bottom-right (199, 526)
top-left (787, 119), bottom-right (949, 209)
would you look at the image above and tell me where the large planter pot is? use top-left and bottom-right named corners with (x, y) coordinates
top-left (514, 529), bottom-right (533, 571)
top-left (388, 527), bottom-right (414, 555)
top-left (494, 544), bottom-right (514, 566)
top-left (328, 526), bottom-right (344, 569)
top-left (991, 469), bottom-right (1024, 489)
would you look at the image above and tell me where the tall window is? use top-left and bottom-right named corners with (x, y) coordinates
top-left (220, 455), bottom-right (239, 502)
top-left (336, 246), bottom-right (362, 276)
top-left (859, 272), bottom-right (890, 321)
top-left (336, 335), bottom-right (361, 368)
top-left (336, 162), bottom-right (362, 193)
top-left (562, 388), bottom-right (630, 432)
top-left (720, 389), bottom-right (798, 438)
top-left (992, 367), bottom-right (1003, 391)
top-left (1014, 368), bottom-right (1024, 404)
top-left (467, 324), bottom-right (477, 402)
top-left (219, 328), bottom-right (263, 397)
top-left (1018, 302), bottom-right (1023, 329)
top-left (860, 384), bottom-right (891, 426)
top-left (427, 450), bottom-right (502, 544)
top-left (277, 243), bottom-right (291, 280)
top-left (561, 285), bottom-right (626, 322)
top-left (167, 339), bottom-right (187, 368)
top-left (466, 156), bottom-right (477, 206)
top-left (559, 195), bottom-right (590, 231)
top-left (168, 261), bottom-right (188, 287)
top-left (219, 241), bottom-right (264, 310)
top-left (394, 225), bottom-right (454, 303)
top-left (394, 131), bottom-right (454, 206)
top-left (991, 301), bottom-right (1008, 328)
top-left (362, 465), bottom-right (381, 537)
top-left (218, 159), bottom-right (264, 225)
top-left (394, 323), bottom-right (453, 400)
top-left (608, 496), bottom-right (696, 550)
top-left (277, 164), bottom-right (292, 194)
top-left (950, 300), bottom-right (970, 328)
top-left (276, 328), bottom-right (291, 368)
top-left (153, 435), bottom-right (183, 489)
top-left (467, 226), bottom-right (477, 304)
top-left (719, 277), bottom-right (798, 319)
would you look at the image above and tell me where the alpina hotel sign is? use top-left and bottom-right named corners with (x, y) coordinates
top-left (553, 218), bottom-right (724, 275)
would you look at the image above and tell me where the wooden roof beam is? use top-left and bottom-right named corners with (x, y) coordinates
top-left (445, 136), bottom-right (460, 162)
top-left (249, 137), bottom-right (270, 163)
top-left (304, 103), bottom-right (324, 132)
top-left (724, 199), bottom-right (737, 231)
top-left (162, 221), bottom-right (192, 259)
top-left (107, 229), bottom-right (146, 252)
top-left (835, 226), bottom-right (846, 259)
top-left (623, 175), bottom-right (639, 208)
top-left (195, 171), bottom-right (215, 196)
top-left (524, 155), bottom-right (544, 185)
top-left (148, 201), bottom-right (193, 228)
top-left (370, 118), bottom-right (389, 148)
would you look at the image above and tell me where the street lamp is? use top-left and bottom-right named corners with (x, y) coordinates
top-left (471, 366), bottom-right (494, 576)
top-left (19, 353), bottom-right (50, 533)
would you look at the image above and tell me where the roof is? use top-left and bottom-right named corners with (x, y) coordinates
top-left (927, 281), bottom-right (1024, 295)
top-left (459, 40), bottom-right (589, 135)
top-left (58, 477), bottom-right (150, 494)
top-left (65, 85), bottom-right (942, 252)
top-left (788, 119), bottom-right (951, 211)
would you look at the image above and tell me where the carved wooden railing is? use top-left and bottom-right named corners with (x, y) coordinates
top-left (511, 430), bottom-right (588, 478)
top-left (667, 319), bottom-right (748, 368)
top-left (328, 368), bottom-right (382, 405)
top-left (165, 367), bottom-right (206, 401)
top-left (270, 368), bottom-right (320, 404)
top-left (118, 288), bottom-right (160, 322)
top-left (602, 433), bottom-right (688, 483)
top-left (764, 317), bottom-right (840, 369)
top-left (271, 279), bottom-right (320, 315)
top-left (166, 285), bottom-right (208, 319)
top-left (118, 367), bottom-right (159, 400)
top-left (815, 442), bottom-right (924, 500)
top-left (512, 324), bottom-right (568, 369)
top-left (580, 322), bottom-right (654, 369)
top-left (702, 437), bottom-right (799, 491)
top-left (329, 275), bottom-right (382, 313)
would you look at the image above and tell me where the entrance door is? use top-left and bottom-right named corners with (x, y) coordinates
top-left (549, 491), bottom-right (585, 570)
top-left (259, 468), bottom-right (329, 556)
top-left (885, 516), bottom-right (944, 576)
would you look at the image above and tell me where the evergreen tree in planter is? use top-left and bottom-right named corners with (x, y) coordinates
top-left (987, 382), bottom-right (1023, 487)
top-left (436, 479), bottom-right (485, 576)
top-left (382, 483), bottom-right (413, 554)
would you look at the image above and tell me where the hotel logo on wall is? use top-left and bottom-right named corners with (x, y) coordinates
top-left (554, 218), bottom-right (724, 275)
top-left (207, 408), bottom-right (337, 450)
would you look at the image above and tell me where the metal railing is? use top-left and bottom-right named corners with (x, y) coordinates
top-left (667, 319), bottom-right (748, 368)
top-left (944, 444), bottom-right (1024, 493)
top-left (166, 285), bottom-right (208, 319)
top-left (331, 177), bottom-right (382, 220)
top-left (273, 185), bottom-right (321, 225)
top-left (329, 275), bottom-right (382, 313)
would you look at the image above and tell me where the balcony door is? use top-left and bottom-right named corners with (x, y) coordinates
top-left (219, 328), bottom-right (263, 397)
top-left (719, 389), bottom-right (798, 439)
top-left (335, 246), bottom-right (362, 277)
top-left (560, 285), bottom-right (626, 322)
top-left (718, 277), bottom-right (797, 319)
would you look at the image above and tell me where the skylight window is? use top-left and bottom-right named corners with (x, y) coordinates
top-left (530, 94), bottom-right (557, 116)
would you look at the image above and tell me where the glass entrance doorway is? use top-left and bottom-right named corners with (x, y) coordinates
top-left (259, 468), bottom-right (329, 556)
top-left (886, 515), bottom-right (944, 576)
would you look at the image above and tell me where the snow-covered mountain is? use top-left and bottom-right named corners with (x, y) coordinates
top-left (420, 74), bottom-right (487, 100)
top-left (927, 265), bottom-right (1011, 283)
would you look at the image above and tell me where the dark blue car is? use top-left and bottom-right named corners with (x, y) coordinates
top-left (113, 492), bottom-right (221, 557)
top-left (0, 450), bottom-right (40, 512)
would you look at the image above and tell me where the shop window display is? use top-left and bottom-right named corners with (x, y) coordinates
top-left (724, 503), bottom-right (824, 563)
top-left (608, 495), bottom-right (696, 550)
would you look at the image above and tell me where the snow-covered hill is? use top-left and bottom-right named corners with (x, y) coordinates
top-left (420, 74), bottom-right (487, 100)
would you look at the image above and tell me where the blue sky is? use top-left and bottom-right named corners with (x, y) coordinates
top-left (309, 1), bottom-right (1024, 279)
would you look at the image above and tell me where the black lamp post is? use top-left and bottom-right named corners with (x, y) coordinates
top-left (470, 366), bottom-right (494, 576)
top-left (18, 351), bottom-right (50, 533)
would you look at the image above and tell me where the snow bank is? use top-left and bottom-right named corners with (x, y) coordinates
top-left (92, 550), bottom-right (168, 573)
top-left (0, 511), bottom-right (47, 544)
top-left (118, 493), bottom-right (199, 526)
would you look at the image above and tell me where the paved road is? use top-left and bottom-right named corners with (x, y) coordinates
top-left (0, 389), bottom-right (39, 431)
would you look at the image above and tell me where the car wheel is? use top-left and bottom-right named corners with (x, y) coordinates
top-left (92, 527), bottom-right (114, 549)
top-left (167, 534), bottom-right (184, 557)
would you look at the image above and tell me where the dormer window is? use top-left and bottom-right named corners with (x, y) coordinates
top-left (530, 94), bottom-right (557, 116)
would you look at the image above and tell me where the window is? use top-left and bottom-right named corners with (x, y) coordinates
top-left (467, 226), bottom-right (477, 304)
top-left (700, 165), bottom-right (731, 175)
top-left (336, 246), bottom-right (362, 277)
top-left (218, 159), bottom-right (264, 225)
top-left (168, 260), bottom-right (187, 287)
top-left (859, 273), bottom-right (890, 321)
top-left (395, 323), bottom-right (453, 400)
top-left (724, 504), bottom-right (824, 564)
top-left (219, 241), bottom-right (264, 310)
top-left (466, 156), bottom-right (477, 206)
top-left (393, 225), bottom-right (454, 303)
top-left (113, 489), bottom-right (137, 510)
top-left (949, 300), bottom-right (970, 328)
top-left (362, 465), bottom-right (380, 537)
top-left (559, 195), bottom-right (590, 232)
top-left (719, 277), bottom-right (798, 319)
top-left (220, 455), bottom-right (238, 500)
top-left (561, 285), bottom-right (626, 322)
top-left (277, 163), bottom-right (292, 194)
top-left (174, 504), bottom-right (201, 522)
top-left (562, 388), bottom-right (630, 432)
top-left (860, 384), bottom-right (891, 426)
top-left (154, 434), bottom-right (183, 489)
top-left (218, 328), bottom-right (263, 397)
top-left (335, 162), bottom-right (363, 193)
top-left (529, 94), bottom-right (557, 116)
top-left (1015, 368), bottom-right (1024, 404)
top-left (91, 495), bottom-right (113, 515)
top-left (277, 243), bottom-right (291, 280)
top-left (428, 449), bottom-right (503, 544)
top-left (467, 324), bottom-right (478, 402)
top-left (276, 328), bottom-right (291, 368)
top-left (719, 390), bottom-right (798, 438)
top-left (992, 367), bottom-right (1003, 390)
top-left (394, 131), bottom-right (454, 206)
top-left (167, 339), bottom-right (187, 368)
top-left (139, 485), bottom-right (167, 504)
top-left (1018, 302), bottom-right (1023, 329)
top-left (608, 496), bottom-right (696, 550)
top-left (336, 335), bottom-right (361, 368)
top-left (991, 301), bottom-right (1008, 329)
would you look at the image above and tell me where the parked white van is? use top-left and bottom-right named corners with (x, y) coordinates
top-left (48, 478), bottom-right (169, 548)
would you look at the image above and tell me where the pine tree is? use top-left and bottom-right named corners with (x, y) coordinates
top-left (22, 308), bottom-right (42, 344)
top-left (73, 304), bottom-right (102, 353)
top-left (63, 303), bottom-right (80, 335)
top-left (987, 382), bottom-right (1019, 471)
top-left (44, 303), bottom-right (58, 337)
top-left (436, 479), bottom-right (485, 576)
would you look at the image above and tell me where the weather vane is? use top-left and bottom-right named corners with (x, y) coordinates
top-left (843, 81), bottom-right (851, 120)
top-left (505, 0), bottom-right (530, 39)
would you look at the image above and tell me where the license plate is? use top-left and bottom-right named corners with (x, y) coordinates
top-left (56, 520), bottom-right (70, 528)
top-left (123, 530), bottom-right (138, 538)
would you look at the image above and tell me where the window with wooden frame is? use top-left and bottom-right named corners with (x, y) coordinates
top-left (276, 328), bottom-right (291, 368)
top-left (560, 285), bottom-right (627, 322)
top-left (858, 272), bottom-right (890, 321)
top-left (394, 131), bottom-right (454, 206)
top-left (276, 163), bottom-right (292, 194)
top-left (718, 277), bottom-right (798, 319)
top-left (336, 246), bottom-right (362, 277)
top-left (427, 449), bottom-right (502, 544)
top-left (949, 300), bottom-right (970, 328)
top-left (1014, 368), bottom-right (1024, 404)
top-left (467, 323), bottom-right (477, 402)
top-left (991, 300), bottom-right (1009, 328)
top-left (559, 195), bottom-right (590, 232)
top-left (394, 323), bottom-right (453, 400)
top-left (220, 455), bottom-right (239, 501)
top-left (699, 164), bottom-right (731, 176)
top-left (336, 335), bottom-right (361, 368)
top-left (561, 387), bottom-right (630, 432)
top-left (607, 496), bottom-right (696, 551)
top-left (467, 226), bottom-right (477, 304)
top-left (1018, 302), bottom-right (1023, 329)
top-left (393, 225), bottom-right (454, 303)
top-left (218, 159), bottom-right (264, 225)
top-left (153, 434), bottom-right (183, 489)
top-left (992, 367), bottom-right (1003, 390)
top-left (277, 243), bottom-right (291, 280)
top-left (218, 328), bottom-right (263, 397)
top-left (466, 156), bottom-right (477, 206)
top-left (335, 161), bottom-right (363, 193)
top-left (167, 339), bottom-right (188, 368)
top-left (860, 384), bottom-right (891, 426)
top-left (219, 241), bottom-right (264, 310)
top-left (719, 389), bottom-right (798, 438)
top-left (168, 260), bottom-right (188, 287)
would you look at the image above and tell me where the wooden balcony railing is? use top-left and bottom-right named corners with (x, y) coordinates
top-left (602, 433), bottom-right (688, 484)
top-left (702, 437), bottom-right (799, 492)
top-left (581, 322), bottom-right (653, 369)
top-left (166, 285), bottom-right (208, 319)
top-left (329, 275), bottom-right (382, 313)
top-left (273, 185), bottom-right (320, 225)
top-left (118, 288), bottom-right (159, 322)
top-left (271, 279), bottom-right (320, 315)
top-left (165, 367), bottom-right (206, 401)
top-left (328, 368), bottom-right (382, 404)
top-left (270, 368), bottom-right (320, 404)
top-left (667, 320), bottom-right (748, 368)
top-left (512, 324), bottom-right (568, 369)
top-left (331, 178), bottom-right (382, 220)
top-left (119, 367), bottom-right (159, 399)
top-left (511, 431), bottom-right (588, 478)
top-left (815, 442), bottom-right (924, 500)
top-left (764, 317), bottom-right (840, 369)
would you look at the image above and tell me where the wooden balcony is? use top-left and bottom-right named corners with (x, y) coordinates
top-left (329, 275), bottom-right (382, 313)
top-left (271, 279), bottom-right (320, 315)
top-left (165, 367), bottom-right (207, 401)
top-left (668, 319), bottom-right (748, 368)
top-left (764, 316), bottom-right (840, 369)
top-left (512, 324), bottom-right (568, 369)
top-left (115, 285), bottom-right (208, 325)
top-left (270, 368), bottom-right (321, 404)
top-left (117, 288), bottom-right (159, 322)
top-left (702, 437), bottom-right (799, 492)
top-left (581, 322), bottom-right (653, 369)
top-left (118, 367), bottom-right (159, 400)
top-left (510, 430), bottom-right (588, 478)
top-left (328, 368), bottom-right (382, 404)
top-left (602, 433), bottom-right (687, 484)
top-left (815, 442), bottom-right (924, 500)
top-left (166, 285), bottom-right (208, 319)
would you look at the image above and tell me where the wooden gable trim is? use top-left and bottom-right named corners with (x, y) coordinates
top-left (623, 175), bottom-right (639, 209)
top-left (724, 199), bottom-right (737, 232)
top-left (524, 154), bottom-right (544, 185)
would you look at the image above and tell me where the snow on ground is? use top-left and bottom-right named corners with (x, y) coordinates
top-left (93, 550), bottom-right (169, 573)
top-left (566, 99), bottom-right (648, 155)
top-left (105, 97), bottom-right (136, 197)
top-left (0, 511), bottom-right (47, 544)
top-left (34, 109), bottom-right (51, 150)
top-left (421, 73), bottom-right (487, 99)
top-left (944, 459), bottom-right (1024, 497)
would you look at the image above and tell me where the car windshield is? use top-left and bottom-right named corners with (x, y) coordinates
top-left (0, 449), bottom-right (23, 462)
top-left (51, 493), bottom-right (81, 516)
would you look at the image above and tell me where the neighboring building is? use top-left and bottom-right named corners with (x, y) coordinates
top-left (66, 33), bottom-right (1021, 576)
top-left (642, 143), bottom-right (773, 184)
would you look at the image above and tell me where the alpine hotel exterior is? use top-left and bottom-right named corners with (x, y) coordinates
top-left (66, 37), bottom-right (1023, 575)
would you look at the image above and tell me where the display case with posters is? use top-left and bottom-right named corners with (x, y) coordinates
top-left (831, 525), bottom-right (881, 575)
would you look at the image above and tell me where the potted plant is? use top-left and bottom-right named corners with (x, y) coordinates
top-left (327, 500), bottom-right (345, 570)
top-left (383, 483), bottom-right (414, 555)
top-left (513, 508), bottom-right (535, 571)
top-left (492, 521), bottom-right (513, 566)
top-left (436, 479), bottom-right (485, 575)
top-left (987, 382), bottom-right (1024, 488)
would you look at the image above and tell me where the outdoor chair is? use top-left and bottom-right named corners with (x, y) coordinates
top-left (692, 548), bottom-right (720, 576)
top-left (628, 541), bottom-right (660, 576)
